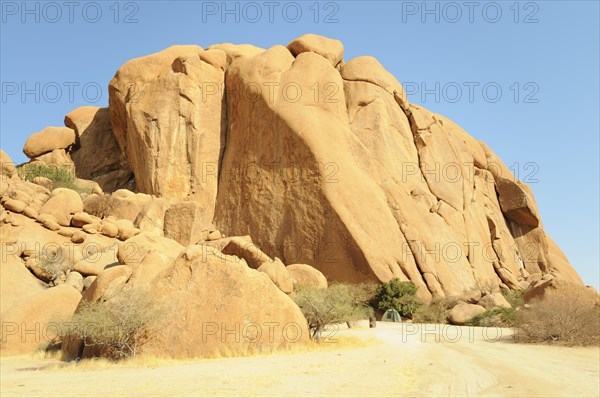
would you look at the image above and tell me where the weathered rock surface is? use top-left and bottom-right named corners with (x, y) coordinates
top-left (0, 254), bottom-right (45, 314)
top-left (1, 149), bottom-right (16, 178)
top-left (286, 264), bottom-right (328, 289)
top-left (163, 201), bottom-right (212, 245)
top-left (221, 236), bottom-right (271, 269)
top-left (477, 292), bottom-right (512, 309)
top-left (30, 148), bottom-right (74, 169)
top-left (0, 285), bottom-right (81, 354)
top-left (108, 44), bottom-right (225, 215)
top-left (448, 302), bottom-right (487, 325)
top-left (287, 33), bottom-right (344, 66)
top-left (257, 258), bottom-right (294, 294)
top-left (39, 188), bottom-right (83, 226)
top-left (65, 106), bottom-right (135, 192)
top-left (23, 126), bottom-right (76, 158)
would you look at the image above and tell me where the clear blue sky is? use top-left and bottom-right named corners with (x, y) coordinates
top-left (1, 1), bottom-right (598, 288)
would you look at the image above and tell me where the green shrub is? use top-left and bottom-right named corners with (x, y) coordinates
top-left (466, 307), bottom-right (518, 327)
top-left (293, 283), bottom-right (374, 342)
top-left (17, 163), bottom-right (91, 193)
top-left (373, 279), bottom-right (421, 318)
top-left (18, 163), bottom-right (75, 184)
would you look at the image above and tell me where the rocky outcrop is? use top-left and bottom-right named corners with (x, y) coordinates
top-left (0, 166), bottom-right (308, 357)
top-left (3, 35), bottom-right (588, 357)
top-left (38, 34), bottom-right (577, 301)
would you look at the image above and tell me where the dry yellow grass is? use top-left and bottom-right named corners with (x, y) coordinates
top-left (28, 330), bottom-right (377, 372)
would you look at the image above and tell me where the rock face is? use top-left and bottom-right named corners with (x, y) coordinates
top-left (11, 34), bottom-right (582, 302)
top-left (287, 264), bottom-right (328, 289)
top-left (108, 45), bottom-right (226, 216)
top-left (1, 285), bottom-right (81, 354)
top-left (65, 106), bottom-right (135, 192)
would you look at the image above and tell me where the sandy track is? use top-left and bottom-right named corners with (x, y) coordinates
top-left (1, 323), bottom-right (599, 397)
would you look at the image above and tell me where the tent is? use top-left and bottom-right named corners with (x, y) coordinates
top-left (381, 309), bottom-right (401, 322)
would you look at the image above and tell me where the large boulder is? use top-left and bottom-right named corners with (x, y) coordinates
top-left (477, 292), bottom-right (512, 309)
top-left (65, 106), bottom-right (135, 192)
top-left (23, 126), bottom-right (76, 158)
top-left (1, 149), bottom-right (16, 178)
top-left (38, 188), bottom-right (84, 226)
top-left (257, 258), bottom-right (294, 294)
top-left (287, 33), bottom-right (344, 66)
top-left (72, 244), bottom-right (119, 276)
top-left (286, 264), bottom-right (328, 289)
top-left (448, 302), bottom-right (487, 325)
top-left (64, 245), bottom-right (309, 359)
top-left (117, 232), bottom-right (183, 268)
top-left (1, 285), bottom-right (81, 354)
top-left (83, 190), bottom-right (153, 222)
top-left (220, 236), bottom-right (271, 269)
top-left (0, 254), bottom-right (45, 314)
top-left (495, 177), bottom-right (540, 227)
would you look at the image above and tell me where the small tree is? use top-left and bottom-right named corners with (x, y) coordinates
top-left (293, 284), bottom-right (373, 342)
top-left (61, 287), bottom-right (170, 360)
top-left (373, 279), bottom-right (421, 318)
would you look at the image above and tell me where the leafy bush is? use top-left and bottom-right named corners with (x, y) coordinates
top-left (516, 285), bottom-right (599, 346)
top-left (465, 307), bottom-right (518, 327)
top-left (373, 279), bottom-right (421, 318)
top-left (60, 288), bottom-right (170, 360)
top-left (293, 283), bottom-right (374, 342)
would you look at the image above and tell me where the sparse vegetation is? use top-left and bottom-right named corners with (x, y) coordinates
top-left (465, 288), bottom-right (523, 328)
top-left (17, 163), bottom-right (88, 193)
top-left (293, 283), bottom-right (374, 342)
top-left (465, 307), bottom-right (518, 328)
top-left (516, 285), bottom-right (599, 346)
top-left (38, 254), bottom-right (68, 283)
top-left (59, 288), bottom-right (171, 360)
top-left (413, 297), bottom-right (459, 324)
top-left (502, 288), bottom-right (525, 308)
top-left (373, 279), bottom-right (421, 318)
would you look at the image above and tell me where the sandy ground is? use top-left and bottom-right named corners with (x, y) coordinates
top-left (1, 323), bottom-right (599, 398)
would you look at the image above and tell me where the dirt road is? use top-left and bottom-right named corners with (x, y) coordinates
top-left (1, 323), bottom-right (598, 397)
